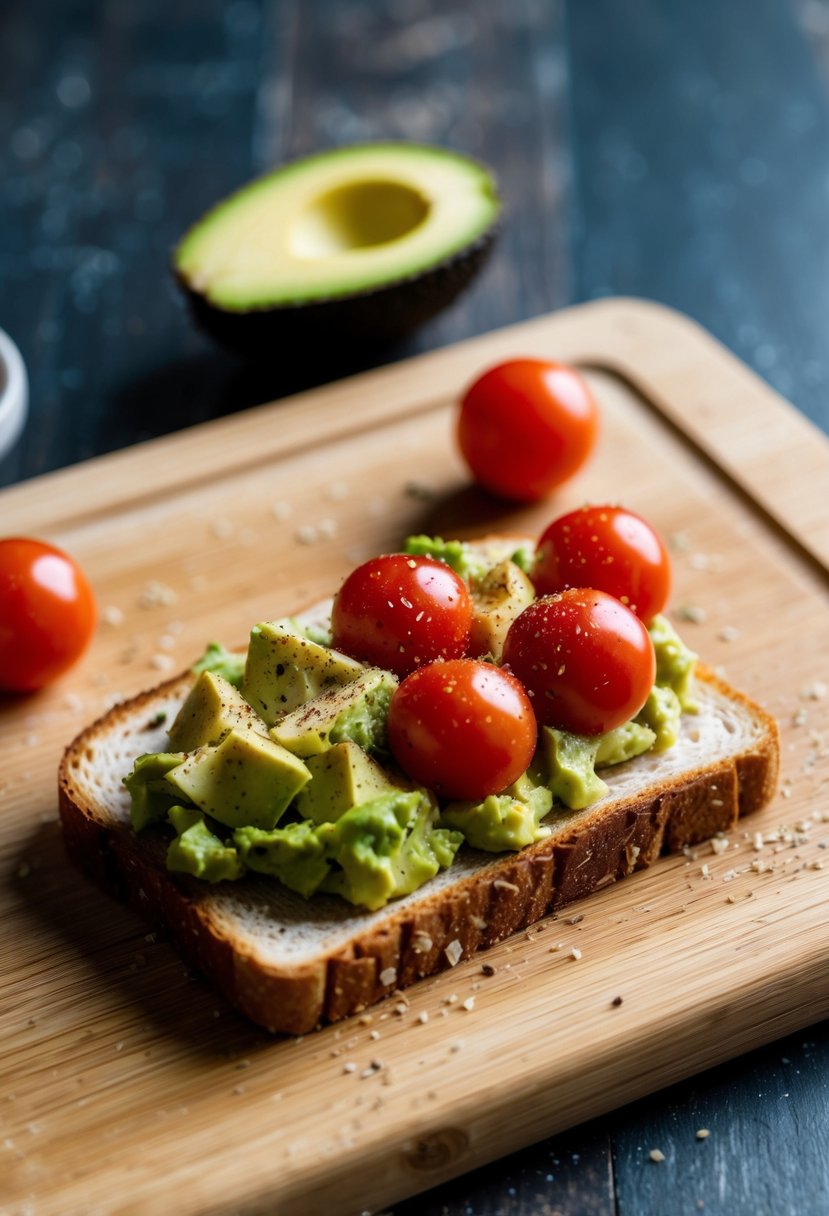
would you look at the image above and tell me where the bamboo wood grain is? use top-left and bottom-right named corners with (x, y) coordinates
top-left (1, 301), bottom-right (827, 1216)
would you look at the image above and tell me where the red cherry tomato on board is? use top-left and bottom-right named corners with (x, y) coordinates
top-left (457, 359), bottom-right (599, 502)
top-left (0, 538), bottom-right (97, 692)
top-left (501, 589), bottom-right (655, 736)
top-left (533, 504), bottom-right (672, 623)
top-left (387, 658), bottom-right (537, 800)
top-left (330, 554), bottom-right (472, 677)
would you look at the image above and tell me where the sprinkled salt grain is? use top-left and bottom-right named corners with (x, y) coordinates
top-left (140, 581), bottom-right (178, 608)
top-left (317, 518), bottom-right (338, 539)
top-left (649, 1149), bottom-right (665, 1163)
top-left (326, 480), bottom-right (350, 501)
top-left (412, 933), bottom-right (433, 954)
top-left (669, 532), bottom-right (691, 552)
top-left (417, 1011), bottom-right (429, 1024)
top-left (710, 836), bottom-right (729, 855)
top-left (295, 524), bottom-right (319, 545)
top-left (461, 997), bottom-right (475, 1012)
top-left (718, 625), bottom-right (742, 643)
top-left (379, 967), bottom-right (397, 987)
top-left (342, 1062), bottom-right (357, 1074)
top-left (753, 832), bottom-right (765, 852)
top-left (696, 1128), bottom-right (710, 1141)
top-left (369, 1029), bottom-right (381, 1041)
top-left (800, 681), bottom-right (827, 701)
top-left (150, 654), bottom-right (174, 672)
top-left (700, 863), bottom-right (710, 878)
top-left (793, 708), bottom-right (808, 727)
top-left (272, 500), bottom-right (293, 521)
top-left (676, 605), bottom-right (707, 624)
top-left (445, 940), bottom-right (463, 967)
top-left (102, 605), bottom-right (124, 627)
top-left (470, 915), bottom-right (487, 930)
top-left (569, 947), bottom-right (582, 961)
top-left (156, 633), bottom-right (177, 651)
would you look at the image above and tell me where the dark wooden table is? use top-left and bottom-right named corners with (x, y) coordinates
top-left (2, 2), bottom-right (828, 1212)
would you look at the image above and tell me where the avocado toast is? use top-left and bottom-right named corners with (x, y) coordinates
top-left (58, 536), bottom-right (779, 1034)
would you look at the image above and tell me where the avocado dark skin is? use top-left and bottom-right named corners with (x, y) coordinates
top-left (179, 224), bottom-right (498, 358)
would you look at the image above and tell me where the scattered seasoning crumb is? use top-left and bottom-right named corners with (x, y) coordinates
top-left (800, 681), bottom-right (827, 701)
top-left (102, 605), bottom-right (124, 627)
top-left (726, 894), bottom-right (737, 904)
top-left (156, 633), bottom-right (177, 651)
top-left (669, 531), bottom-right (691, 552)
top-left (342, 1062), bottom-right (357, 1074)
top-left (140, 580), bottom-right (178, 608)
top-left (393, 1002), bottom-right (408, 1016)
top-left (753, 832), bottom-right (765, 852)
top-left (326, 481), bottom-right (350, 502)
top-left (717, 625), bottom-right (741, 642)
top-left (369, 1029), bottom-right (381, 1041)
top-left (470, 915), bottom-right (488, 931)
top-left (412, 933), bottom-right (433, 954)
top-left (611, 996), bottom-right (623, 1007)
top-left (149, 654), bottom-right (174, 672)
top-left (710, 836), bottom-right (729, 856)
top-left (792, 708), bottom-right (808, 727)
top-left (295, 524), bottom-right (319, 545)
top-left (417, 1011), bottom-right (429, 1024)
top-left (24, 734), bottom-right (38, 748)
top-left (461, 997), bottom-right (475, 1012)
top-left (272, 500), bottom-right (293, 521)
top-left (481, 963), bottom-right (496, 977)
top-left (445, 940), bottom-right (463, 967)
top-left (700, 863), bottom-right (710, 878)
top-left (696, 1128), bottom-right (710, 1140)
top-left (358, 1014), bottom-right (373, 1025)
top-left (569, 947), bottom-right (582, 961)
top-left (676, 604), bottom-right (707, 624)
top-left (379, 967), bottom-right (397, 987)
top-left (548, 942), bottom-right (565, 952)
top-left (649, 1148), bottom-right (665, 1163)
top-left (444, 994), bottom-right (459, 1005)
top-left (233, 1086), bottom-right (245, 1095)
top-left (317, 517), bottom-right (338, 540)
top-left (449, 1041), bottom-right (463, 1053)
top-left (564, 914), bottom-right (585, 925)
top-left (493, 879), bottom-right (519, 893)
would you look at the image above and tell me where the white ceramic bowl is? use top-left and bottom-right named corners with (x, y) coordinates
top-left (0, 327), bottom-right (28, 461)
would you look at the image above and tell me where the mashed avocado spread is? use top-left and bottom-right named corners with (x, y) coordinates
top-left (124, 537), bottom-right (697, 910)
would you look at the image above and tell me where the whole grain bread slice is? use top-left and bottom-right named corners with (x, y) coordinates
top-left (58, 555), bottom-right (779, 1035)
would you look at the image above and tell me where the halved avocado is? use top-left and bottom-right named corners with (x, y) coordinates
top-left (174, 143), bottom-right (500, 354)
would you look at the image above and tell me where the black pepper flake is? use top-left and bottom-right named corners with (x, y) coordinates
top-left (611, 996), bottom-right (623, 1007)
top-left (481, 963), bottom-right (496, 977)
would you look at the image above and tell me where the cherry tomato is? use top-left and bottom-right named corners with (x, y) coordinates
top-left (457, 359), bottom-right (599, 502)
top-left (533, 505), bottom-right (671, 622)
top-left (502, 589), bottom-right (655, 735)
top-left (0, 538), bottom-right (97, 692)
top-left (387, 659), bottom-right (537, 800)
top-left (330, 554), bottom-right (472, 677)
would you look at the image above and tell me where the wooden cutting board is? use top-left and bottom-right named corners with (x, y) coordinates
top-left (2, 299), bottom-right (828, 1216)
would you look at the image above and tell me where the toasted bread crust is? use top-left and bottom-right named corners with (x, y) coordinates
top-left (58, 661), bottom-right (779, 1035)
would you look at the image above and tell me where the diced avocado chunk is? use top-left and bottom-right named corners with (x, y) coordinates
top-left (295, 740), bottom-right (403, 824)
top-left (636, 684), bottom-right (682, 751)
top-left (275, 615), bottom-right (332, 648)
top-left (441, 775), bottom-right (553, 852)
top-left (509, 542), bottom-right (535, 574)
top-left (402, 534), bottom-right (490, 582)
top-left (650, 614), bottom-right (698, 710)
top-left (540, 729), bottom-right (608, 810)
top-left (164, 726), bottom-right (310, 830)
top-left (469, 559), bottom-right (535, 660)
top-left (319, 790), bottom-right (462, 911)
top-left (124, 751), bottom-right (187, 832)
top-left (167, 670), bottom-right (268, 752)
top-left (270, 667), bottom-right (398, 758)
top-left (540, 717), bottom-right (657, 811)
top-left (166, 805), bottom-right (245, 881)
top-left (243, 621), bottom-right (365, 723)
top-left (234, 821), bottom-right (332, 898)
top-left (192, 642), bottom-right (246, 689)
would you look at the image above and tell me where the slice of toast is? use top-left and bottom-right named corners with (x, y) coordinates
top-left (58, 554), bottom-right (779, 1035)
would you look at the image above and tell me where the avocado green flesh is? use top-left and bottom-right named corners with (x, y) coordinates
top-left (174, 144), bottom-right (499, 312)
